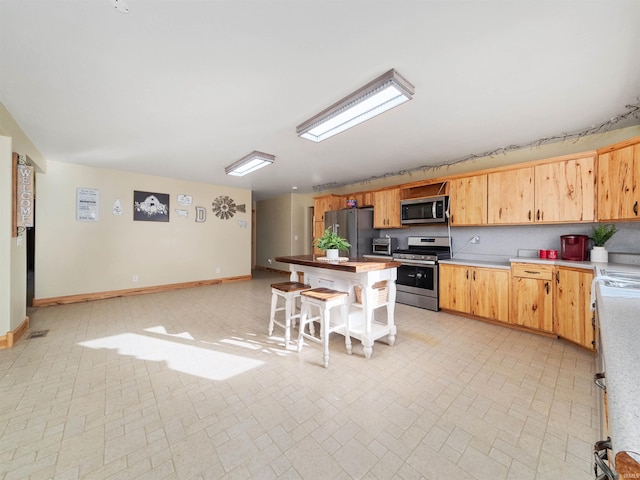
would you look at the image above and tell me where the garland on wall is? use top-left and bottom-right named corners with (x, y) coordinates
top-left (313, 100), bottom-right (640, 192)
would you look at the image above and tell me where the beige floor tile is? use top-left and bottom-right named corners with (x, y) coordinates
top-left (0, 271), bottom-right (599, 479)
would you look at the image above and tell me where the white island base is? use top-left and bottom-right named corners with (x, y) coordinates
top-left (275, 255), bottom-right (399, 359)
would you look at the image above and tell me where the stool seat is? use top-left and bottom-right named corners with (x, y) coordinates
top-left (301, 287), bottom-right (349, 302)
top-left (271, 281), bottom-right (310, 293)
top-left (297, 288), bottom-right (352, 368)
top-left (269, 281), bottom-right (312, 348)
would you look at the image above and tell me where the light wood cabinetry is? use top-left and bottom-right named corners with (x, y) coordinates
top-left (313, 194), bottom-right (343, 223)
top-left (440, 264), bottom-right (509, 322)
top-left (373, 188), bottom-right (402, 228)
top-left (448, 175), bottom-right (487, 226)
top-left (313, 194), bottom-right (343, 254)
top-left (510, 263), bottom-right (554, 332)
top-left (349, 191), bottom-right (374, 208)
top-left (487, 168), bottom-right (535, 224)
top-left (439, 264), bottom-right (471, 313)
top-left (597, 140), bottom-right (640, 221)
top-left (486, 155), bottom-right (595, 225)
top-left (534, 156), bottom-right (595, 222)
top-left (554, 267), bottom-right (594, 349)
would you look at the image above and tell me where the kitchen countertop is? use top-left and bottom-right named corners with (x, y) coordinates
top-left (439, 258), bottom-right (511, 269)
top-left (274, 255), bottom-right (401, 273)
top-left (595, 281), bottom-right (640, 471)
top-left (442, 257), bottom-right (640, 273)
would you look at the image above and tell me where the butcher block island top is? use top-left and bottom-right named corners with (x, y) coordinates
top-left (274, 255), bottom-right (401, 272)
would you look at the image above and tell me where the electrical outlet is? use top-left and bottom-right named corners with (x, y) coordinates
top-left (216, 267), bottom-right (221, 273)
top-left (132, 275), bottom-right (138, 282)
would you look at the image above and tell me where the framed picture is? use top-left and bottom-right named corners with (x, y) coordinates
top-left (133, 191), bottom-right (170, 222)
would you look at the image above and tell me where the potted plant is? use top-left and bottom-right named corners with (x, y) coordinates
top-left (590, 224), bottom-right (617, 263)
top-left (315, 227), bottom-right (351, 259)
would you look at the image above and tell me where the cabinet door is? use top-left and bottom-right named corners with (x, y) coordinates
top-left (439, 264), bottom-right (471, 313)
top-left (373, 189), bottom-right (402, 228)
top-left (554, 267), bottom-right (594, 349)
top-left (597, 144), bottom-right (640, 220)
top-left (449, 175), bottom-right (487, 226)
top-left (314, 195), bottom-right (343, 223)
top-left (510, 276), bottom-right (553, 332)
top-left (535, 156), bottom-right (595, 222)
top-left (313, 221), bottom-right (325, 255)
top-left (487, 167), bottom-right (535, 224)
top-left (470, 268), bottom-right (509, 322)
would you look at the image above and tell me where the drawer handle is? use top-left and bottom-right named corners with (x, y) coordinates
top-left (635, 201), bottom-right (639, 216)
top-left (524, 270), bottom-right (541, 275)
top-left (594, 372), bottom-right (606, 392)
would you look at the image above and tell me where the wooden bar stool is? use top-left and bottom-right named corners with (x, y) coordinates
top-left (297, 288), bottom-right (352, 368)
top-left (269, 281), bottom-right (311, 348)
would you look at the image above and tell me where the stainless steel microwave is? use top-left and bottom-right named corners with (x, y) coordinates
top-left (400, 196), bottom-right (449, 225)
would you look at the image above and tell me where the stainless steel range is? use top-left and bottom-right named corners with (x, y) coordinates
top-left (393, 236), bottom-right (451, 311)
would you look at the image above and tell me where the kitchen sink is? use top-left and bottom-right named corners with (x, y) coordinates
top-left (599, 269), bottom-right (640, 298)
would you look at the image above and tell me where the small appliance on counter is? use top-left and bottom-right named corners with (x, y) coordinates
top-left (372, 237), bottom-right (398, 256)
top-left (560, 234), bottom-right (589, 261)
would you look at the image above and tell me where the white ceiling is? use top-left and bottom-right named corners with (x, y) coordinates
top-left (2, 1), bottom-right (640, 201)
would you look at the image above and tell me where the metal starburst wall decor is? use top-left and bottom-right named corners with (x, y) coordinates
top-left (212, 195), bottom-right (246, 220)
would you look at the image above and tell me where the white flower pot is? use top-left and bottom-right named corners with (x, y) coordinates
top-left (325, 249), bottom-right (340, 259)
top-left (590, 246), bottom-right (608, 263)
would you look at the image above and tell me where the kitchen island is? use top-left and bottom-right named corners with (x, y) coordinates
top-left (274, 255), bottom-right (401, 359)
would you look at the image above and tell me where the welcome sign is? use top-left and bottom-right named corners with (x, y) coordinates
top-left (15, 163), bottom-right (34, 229)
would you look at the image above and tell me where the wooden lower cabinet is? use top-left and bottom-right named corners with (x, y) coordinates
top-left (510, 263), bottom-right (554, 332)
top-left (554, 267), bottom-right (595, 349)
top-left (440, 264), bottom-right (509, 323)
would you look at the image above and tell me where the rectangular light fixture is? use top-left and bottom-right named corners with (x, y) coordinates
top-left (225, 151), bottom-right (275, 176)
top-left (296, 69), bottom-right (415, 143)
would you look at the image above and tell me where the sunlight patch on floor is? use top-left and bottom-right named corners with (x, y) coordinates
top-left (79, 333), bottom-right (263, 380)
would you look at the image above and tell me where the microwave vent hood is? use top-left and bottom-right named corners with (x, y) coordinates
top-left (400, 195), bottom-right (449, 225)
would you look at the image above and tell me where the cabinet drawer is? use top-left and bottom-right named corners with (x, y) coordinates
top-left (511, 263), bottom-right (554, 280)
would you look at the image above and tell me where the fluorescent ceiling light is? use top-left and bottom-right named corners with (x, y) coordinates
top-left (296, 69), bottom-right (415, 142)
top-left (225, 151), bottom-right (275, 177)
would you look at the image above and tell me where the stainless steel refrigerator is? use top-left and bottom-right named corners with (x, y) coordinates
top-left (324, 208), bottom-right (375, 258)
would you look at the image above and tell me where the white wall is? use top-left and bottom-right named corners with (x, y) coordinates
top-left (0, 102), bottom-right (47, 337)
top-left (35, 161), bottom-right (252, 300)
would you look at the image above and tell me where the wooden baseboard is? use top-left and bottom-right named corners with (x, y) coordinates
top-left (254, 266), bottom-right (289, 275)
top-left (0, 316), bottom-right (30, 349)
top-left (32, 275), bottom-right (252, 307)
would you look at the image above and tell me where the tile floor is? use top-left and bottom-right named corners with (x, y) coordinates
top-left (0, 271), bottom-right (598, 479)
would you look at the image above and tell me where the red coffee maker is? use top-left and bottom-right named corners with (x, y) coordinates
top-left (560, 235), bottom-right (589, 261)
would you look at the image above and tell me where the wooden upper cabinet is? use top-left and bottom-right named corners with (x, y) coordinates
top-left (313, 194), bottom-right (343, 223)
top-left (597, 142), bottom-right (640, 221)
top-left (534, 156), bottom-right (595, 223)
top-left (448, 175), bottom-right (487, 226)
top-left (373, 188), bottom-right (402, 228)
top-left (487, 167), bottom-right (535, 224)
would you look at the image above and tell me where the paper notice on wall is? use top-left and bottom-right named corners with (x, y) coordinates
top-left (77, 188), bottom-right (99, 221)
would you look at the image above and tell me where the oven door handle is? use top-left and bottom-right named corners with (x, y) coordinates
top-left (396, 260), bottom-right (437, 266)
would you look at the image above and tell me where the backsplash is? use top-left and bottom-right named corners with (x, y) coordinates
top-left (379, 221), bottom-right (640, 264)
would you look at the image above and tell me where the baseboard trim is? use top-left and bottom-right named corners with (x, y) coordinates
top-left (32, 275), bottom-right (252, 307)
top-left (0, 316), bottom-right (30, 349)
top-left (254, 265), bottom-right (289, 275)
